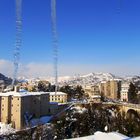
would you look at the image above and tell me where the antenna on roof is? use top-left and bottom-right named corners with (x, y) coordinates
top-left (51, 0), bottom-right (58, 94)
top-left (12, 0), bottom-right (22, 86)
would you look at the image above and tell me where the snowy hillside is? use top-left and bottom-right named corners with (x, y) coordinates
top-left (17, 72), bottom-right (140, 87)
top-left (58, 73), bottom-right (120, 86)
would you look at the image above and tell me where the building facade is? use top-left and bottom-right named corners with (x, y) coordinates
top-left (100, 80), bottom-right (121, 100)
top-left (0, 91), bottom-right (50, 130)
top-left (83, 85), bottom-right (101, 102)
top-left (49, 92), bottom-right (67, 103)
top-left (120, 82), bottom-right (130, 102)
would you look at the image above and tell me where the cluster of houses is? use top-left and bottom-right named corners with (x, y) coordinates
top-left (83, 80), bottom-right (133, 102)
top-left (0, 78), bottom-right (137, 130)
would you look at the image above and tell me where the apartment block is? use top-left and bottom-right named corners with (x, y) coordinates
top-left (100, 80), bottom-right (121, 100)
top-left (83, 85), bottom-right (101, 102)
top-left (120, 82), bottom-right (130, 102)
top-left (0, 91), bottom-right (50, 130)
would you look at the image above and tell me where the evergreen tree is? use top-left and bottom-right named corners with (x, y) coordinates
top-left (129, 83), bottom-right (138, 103)
top-left (37, 81), bottom-right (50, 92)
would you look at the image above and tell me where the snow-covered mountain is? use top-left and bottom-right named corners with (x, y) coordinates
top-left (57, 73), bottom-right (121, 86)
top-left (17, 72), bottom-right (140, 87)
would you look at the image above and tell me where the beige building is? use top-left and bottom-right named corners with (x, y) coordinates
top-left (0, 91), bottom-right (50, 130)
top-left (83, 85), bottom-right (101, 102)
top-left (100, 80), bottom-right (121, 100)
top-left (49, 92), bottom-right (67, 103)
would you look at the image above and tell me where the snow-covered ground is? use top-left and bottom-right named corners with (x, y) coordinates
top-left (0, 116), bottom-right (52, 135)
top-left (0, 123), bottom-right (16, 135)
top-left (70, 106), bottom-right (88, 114)
top-left (30, 116), bottom-right (52, 127)
top-left (65, 131), bottom-right (129, 140)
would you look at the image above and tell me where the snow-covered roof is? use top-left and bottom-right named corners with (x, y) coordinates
top-left (91, 95), bottom-right (101, 98)
top-left (101, 81), bottom-right (106, 84)
top-left (0, 91), bottom-right (49, 97)
top-left (66, 131), bottom-right (129, 140)
top-left (49, 92), bottom-right (67, 96)
top-left (0, 91), bottom-right (67, 97)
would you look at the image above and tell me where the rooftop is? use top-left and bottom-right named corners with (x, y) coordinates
top-left (0, 91), bottom-right (49, 97)
top-left (91, 95), bottom-right (101, 98)
top-left (49, 92), bottom-right (67, 96)
top-left (0, 91), bottom-right (67, 97)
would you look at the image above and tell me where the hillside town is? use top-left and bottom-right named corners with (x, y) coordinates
top-left (1, 0), bottom-right (140, 139)
top-left (0, 72), bottom-right (140, 139)
top-left (1, 72), bottom-right (140, 104)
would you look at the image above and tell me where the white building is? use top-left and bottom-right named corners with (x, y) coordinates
top-left (120, 82), bottom-right (130, 102)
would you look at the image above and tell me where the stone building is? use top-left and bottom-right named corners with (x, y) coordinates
top-left (100, 80), bottom-right (121, 100)
top-left (0, 91), bottom-right (49, 130)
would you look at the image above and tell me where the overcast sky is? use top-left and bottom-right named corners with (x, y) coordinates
top-left (0, 0), bottom-right (140, 78)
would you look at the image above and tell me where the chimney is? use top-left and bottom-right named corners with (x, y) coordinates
top-left (14, 86), bottom-right (20, 92)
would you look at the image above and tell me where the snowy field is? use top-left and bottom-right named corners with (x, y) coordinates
top-left (66, 131), bottom-right (140, 140)
top-left (0, 116), bottom-right (52, 136)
